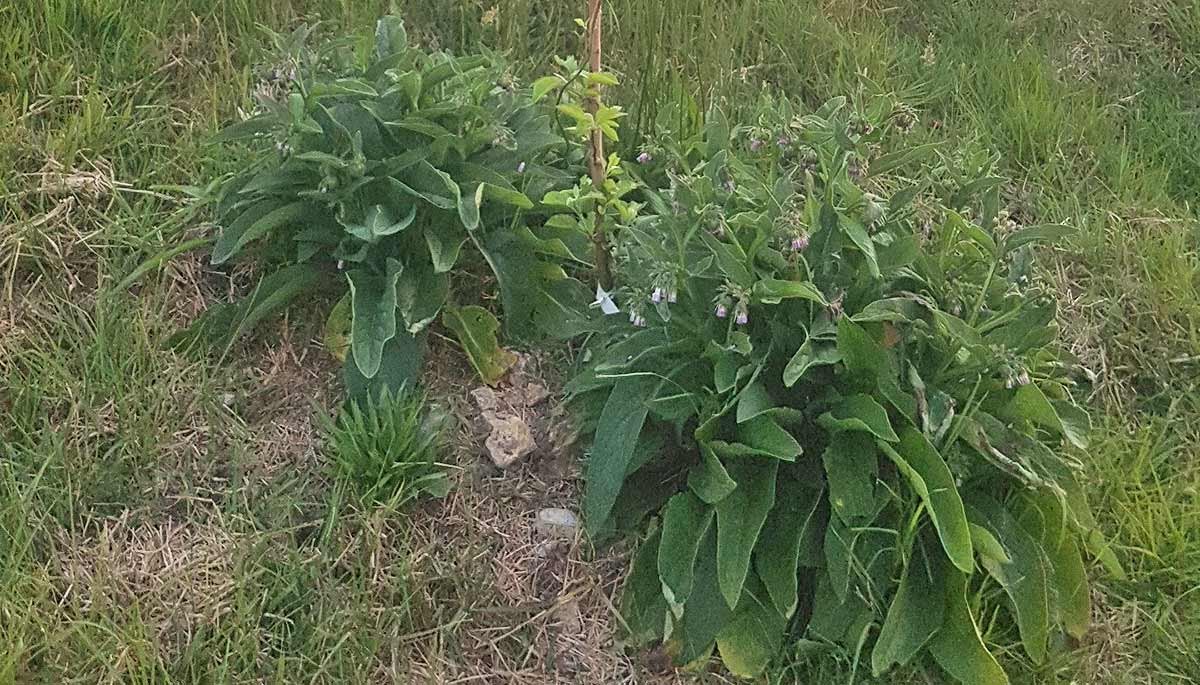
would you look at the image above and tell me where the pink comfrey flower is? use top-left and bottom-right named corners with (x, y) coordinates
top-left (637, 152), bottom-right (652, 164)
top-left (715, 304), bottom-right (728, 319)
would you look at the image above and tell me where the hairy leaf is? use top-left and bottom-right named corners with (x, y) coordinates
top-left (715, 459), bottom-right (779, 609)
top-left (879, 428), bottom-right (973, 573)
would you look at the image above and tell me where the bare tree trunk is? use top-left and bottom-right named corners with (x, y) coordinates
top-left (585, 0), bottom-right (612, 288)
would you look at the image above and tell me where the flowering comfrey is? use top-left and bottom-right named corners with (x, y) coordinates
top-left (516, 161), bottom-right (526, 173)
top-left (749, 139), bottom-right (764, 152)
top-left (714, 284), bottom-right (751, 324)
top-left (790, 232), bottom-right (810, 252)
top-left (735, 305), bottom-right (749, 326)
top-left (636, 151), bottom-right (652, 164)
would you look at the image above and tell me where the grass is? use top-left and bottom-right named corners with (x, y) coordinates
top-left (2, 0), bottom-right (1199, 682)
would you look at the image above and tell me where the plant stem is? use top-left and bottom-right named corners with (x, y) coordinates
top-left (586, 0), bottom-right (612, 288)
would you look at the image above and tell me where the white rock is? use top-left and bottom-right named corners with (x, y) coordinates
top-left (534, 508), bottom-right (579, 539)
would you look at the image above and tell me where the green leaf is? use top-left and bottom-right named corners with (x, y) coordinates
top-left (754, 484), bottom-right (822, 618)
top-left (347, 262), bottom-right (403, 379)
top-left (344, 204), bottom-right (417, 241)
top-left (371, 203), bottom-right (416, 236)
top-left (531, 75), bottom-right (563, 102)
top-left (1051, 399), bottom-right (1091, 450)
top-left (753, 279), bottom-right (827, 306)
top-left (374, 15), bottom-right (408, 59)
top-left (1004, 224), bottom-right (1073, 253)
top-left (736, 381), bottom-right (773, 423)
top-left (878, 428), bottom-right (974, 573)
top-left (701, 232), bottom-right (753, 287)
top-left (872, 543), bottom-right (944, 676)
top-left (424, 222), bottom-right (464, 273)
top-left (1003, 384), bottom-right (1089, 449)
top-left (623, 528), bottom-right (669, 645)
top-left (837, 317), bottom-right (888, 382)
top-left (783, 337), bottom-right (841, 387)
top-left (822, 432), bottom-right (878, 524)
top-left (852, 296), bottom-right (930, 323)
top-left (715, 459), bottom-right (779, 609)
top-left (391, 164), bottom-right (456, 209)
top-left (479, 182), bottom-right (534, 209)
top-left (967, 495), bottom-right (1052, 664)
top-left (688, 445), bottom-right (738, 504)
top-left (442, 306), bottom-right (517, 385)
top-left (868, 142), bottom-right (941, 177)
top-left (587, 71), bottom-right (620, 86)
top-left (658, 492), bottom-right (715, 614)
top-left (213, 200), bottom-right (311, 264)
top-left (392, 70), bottom-right (422, 108)
top-left (1019, 492), bottom-right (1091, 640)
top-left (583, 376), bottom-right (659, 534)
top-left (818, 394), bottom-right (899, 442)
top-left (704, 104), bottom-right (730, 156)
top-left (343, 328), bottom-right (426, 401)
top-left (170, 264), bottom-right (322, 352)
top-left (715, 575), bottom-right (787, 678)
top-left (735, 415), bottom-right (802, 461)
top-left (395, 258), bottom-right (448, 334)
top-left (969, 523), bottom-right (1011, 565)
top-left (673, 528), bottom-right (734, 664)
top-left (211, 113), bottom-right (282, 143)
top-left (840, 218), bottom-right (881, 278)
top-left (807, 569), bottom-right (871, 643)
top-left (928, 567), bottom-right (1009, 685)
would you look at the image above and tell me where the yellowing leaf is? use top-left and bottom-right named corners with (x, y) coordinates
top-left (441, 305), bottom-right (516, 385)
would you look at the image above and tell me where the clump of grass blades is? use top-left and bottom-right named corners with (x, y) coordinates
top-left (322, 387), bottom-right (452, 507)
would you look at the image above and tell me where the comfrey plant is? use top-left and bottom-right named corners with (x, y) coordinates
top-left (568, 98), bottom-right (1120, 681)
top-left (187, 17), bottom-right (589, 391)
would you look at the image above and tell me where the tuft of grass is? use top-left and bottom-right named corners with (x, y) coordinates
top-left (322, 388), bottom-right (453, 508)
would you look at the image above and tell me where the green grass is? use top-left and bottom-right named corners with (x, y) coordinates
top-left (2, 0), bottom-right (1199, 682)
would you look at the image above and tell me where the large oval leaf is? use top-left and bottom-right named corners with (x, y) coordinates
top-left (966, 495), bottom-right (1051, 664)
top-left (715, 575), bottom-right (787, 678)
top-left (754, 484), bottom-right (822, 618)
top-left (817, 393), bottom-right (899, 442)
top-left (878, 428), bottom-right (973, 573)
top-left (657, 492), bottom-right (715, 615)
top-left (346, 261), bottom-right (402, 378)
top-left (928, 567), bottom-right (1009, 685)
top-left (872, 542), bottom-right (945, 676)
top-left (715, 459), bottom-right (779, 609)
top-left (822, 432), bottom-right (878, 524)
top-left (582, 376), bottom-right (659, 535)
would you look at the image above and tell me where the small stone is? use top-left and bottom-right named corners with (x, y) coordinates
top-left (471, 386), bottom-right (499, 413)
top-left (484, 414), bottom-right (535, 468)
top-left (534, 508), bottom-right (578, 539)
